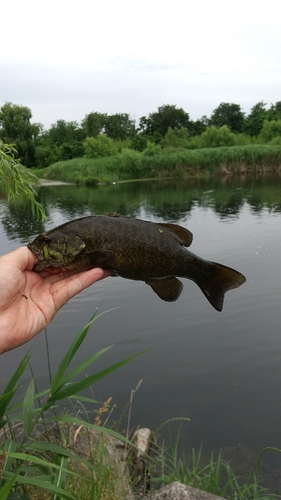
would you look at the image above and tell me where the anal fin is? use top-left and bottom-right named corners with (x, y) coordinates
top-left (146, 277), bottom-right (183, 302)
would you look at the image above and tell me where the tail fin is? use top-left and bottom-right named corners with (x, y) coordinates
top-left (199, 262), bottom-right (246, 312)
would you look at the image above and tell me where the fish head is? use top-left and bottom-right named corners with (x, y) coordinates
top-left (28, 230), bottom-right (86, 271)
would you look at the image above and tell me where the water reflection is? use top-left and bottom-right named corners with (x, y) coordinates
top-left (1, 174), bottom-right (280, 243)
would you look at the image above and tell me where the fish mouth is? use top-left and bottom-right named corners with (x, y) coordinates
top-left (27, 243), bottom-right (47, 271)
top-left (27, 243), bottom-right (44, 261)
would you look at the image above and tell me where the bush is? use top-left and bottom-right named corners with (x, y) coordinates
top-left (259, 120), bottom-right (281, 143)
top-left (199, 125), bottom-right (236, 148)
top-left (34, 143), bottom-right (61, 167)
top-left (84, 176), bottom-right (99, 187)
top-left (117, 148), bottom-right (143, 178)
top-left (161, 127), bottom-right (190, 150)
top-left (84, 135), bottom-right (118, 158)
top-left (142, 141), bottom-right (162, 156)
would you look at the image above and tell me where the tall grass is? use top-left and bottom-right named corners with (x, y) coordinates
top-left (33, 145), bottom-right (281, 185)
top-left (0, 309), bottom-right (148, 499)
top-left (0, 310), bottom-right (279, 499)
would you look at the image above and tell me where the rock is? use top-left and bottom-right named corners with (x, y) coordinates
top-left (40, 422), bottom-right (135, 500)
top-left (144, 482), bottom-right (226, 500)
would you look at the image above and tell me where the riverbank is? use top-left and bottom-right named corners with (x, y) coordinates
top-left (31, 144), bottom-right (281, 186)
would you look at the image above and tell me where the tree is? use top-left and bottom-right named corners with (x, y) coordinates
top-left (209, 102), bottom-right (245, 133)
top-left (81, 112), bottom-right (107, 137)
top-left (188, 118), bottom-right (208, 136)
top-left (267, 101), bottom-right (281, 121)
top-left (0, 140), bottom-right (46, 221)
top-left (243, 101), bottom-right (267, 136)
top-left (47, 120), bottom-right (84, 146)
top-left (0, 102), bottom-right (40, 167)
top-left (103, 113), bottom-right (135, 140)
top-left (139, 105), bottom-right (190, 140)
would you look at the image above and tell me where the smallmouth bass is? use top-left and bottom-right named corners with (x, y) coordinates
top-left (27, 214), bottom-right (246, 311)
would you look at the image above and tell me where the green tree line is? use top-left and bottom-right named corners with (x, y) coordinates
top-left (0, 101), bottom-right (280, 168)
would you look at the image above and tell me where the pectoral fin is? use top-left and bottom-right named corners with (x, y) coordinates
top-left (146, 277), bottom-right (183, 302)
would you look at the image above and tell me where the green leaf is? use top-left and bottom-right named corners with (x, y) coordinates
top-left (48, 415), bottom-right (131, 444)
top-left (1, 440), bottom-right (17, 478)
top-left (53, 455), bottom-right (69, 500)
top-left (50, 308), bottom-right (118, 395)
top-left (3, 471), bottom-right (76, 500)
top-left (48, 348), bottom-right (150, 403)
top-left (62, 346), bottom-right (113, 384)
top-left (6, 493), bottom-right (28, 500)
top-left (0, 355), bottom-right (30, 420)
top-left (23, 379), bottom-right (35, 436)
top-left (0, 472), bottom-right (20, 500)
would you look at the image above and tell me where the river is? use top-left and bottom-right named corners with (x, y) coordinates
top-left (0, 174), bottom-right (281, 476)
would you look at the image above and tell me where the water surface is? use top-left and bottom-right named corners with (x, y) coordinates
top-left (1, 174), bottom-right (281, 472)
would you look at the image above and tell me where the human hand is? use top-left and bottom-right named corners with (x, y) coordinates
top-left (0, 247), bottom-right (111, 354)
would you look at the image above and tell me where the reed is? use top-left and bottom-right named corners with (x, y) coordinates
top-left (33, 145), bottom-right (281, 185)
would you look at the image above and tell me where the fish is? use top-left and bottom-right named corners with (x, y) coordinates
top-left (27, 214), bottom-right (246, 312)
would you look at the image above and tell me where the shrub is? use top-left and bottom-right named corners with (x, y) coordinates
top-left (199, 125), bottom-right (236, 148)
top-left (84, 135), bottom-right (118, 158)
top-left (259, 120), bottom-right (281, 143)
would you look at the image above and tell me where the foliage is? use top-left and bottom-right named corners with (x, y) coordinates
top-left (267, 101), bottom-right (281, 121)
top-left (83, 135), bottom-right (118, 158)
top-left (154, 438), bottom-right (278, 500)
top-left (0, 310), bottom-right (148, 498)
top-left (259, 120), bottom-right (281, 143)
top-left (142, 141), bottom-right (162, 156)
top-left (33, 144), bottom-right (281, 186)
top-left (243, 101), bottom-right (268, 136)
top-left (47, 120), bottom-right (85, 146)
top-left (0, 103), bottom-right (41, 167)
top-left (209, 102), bottom-right (245, 132)
top-left (129, 133), bottom-right (147, 152)
top-left (3, 99), bottom-right (281, 170)
top-left (139, 104), bottom-right (190, 138)
top-left (117, 148), bottom-right (143, 179)
top-left (81, 112), bottom-right (107, 137)
top-left (0, 140), bottom-right (47, 221)
top-left (161, 127), bottom-right (190, 150)
top-left (103, 113), bottom-right (135, 140)
top-left (199, 125), bottom-right (236, 148)
top-left (34, 143), bottom-right (61, 168)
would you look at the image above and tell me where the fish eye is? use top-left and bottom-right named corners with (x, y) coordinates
top-left (43, 236), bottom-right (52, 244)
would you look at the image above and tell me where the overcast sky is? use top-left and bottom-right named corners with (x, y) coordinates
top-left (1, 0), bottom-right (280, 129)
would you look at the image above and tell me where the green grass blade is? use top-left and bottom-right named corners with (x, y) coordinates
top-left (1, 440), bottom-right (18, 480)
top-left (0, 472), bottom-right (20, 500)
top-left (48, 415), bottom-right (132, 444)
top-left (3, 471), bottom-right (76, 500)
top-left (0, 355), bottom-right (30, 420)
top-left (62, 346), bottom-right (113, 384)
top-left (22, 379), bottom-right (35, 436)
top-left (50, 309), bottom-right (118, 395)
top-left (53, 455), bottom-right (69, 500)
top-left (48, 348), bottom-right (150, 402)
top-left (29, 441), bottom-right (76, 458)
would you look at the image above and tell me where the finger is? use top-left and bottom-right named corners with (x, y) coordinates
top-left (6, 246), bottom-right (37, 271)
top-left (49, 268), bottom-right (109, 310)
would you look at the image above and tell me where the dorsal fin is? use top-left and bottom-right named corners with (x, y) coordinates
top-left (158, 223), bottom-right (193, 247)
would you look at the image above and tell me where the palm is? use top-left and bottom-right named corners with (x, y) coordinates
top-left (0, 247), bottom-right (108, 354)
